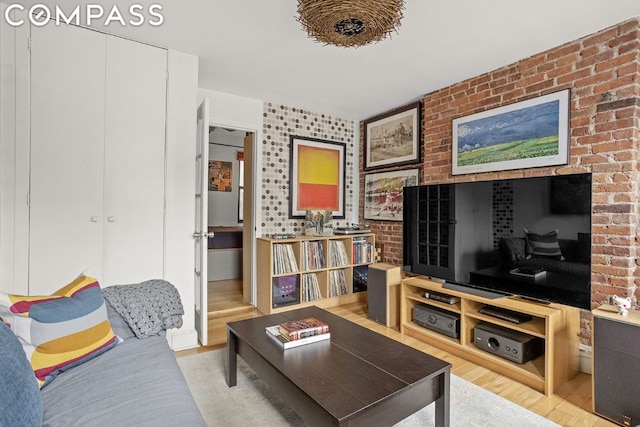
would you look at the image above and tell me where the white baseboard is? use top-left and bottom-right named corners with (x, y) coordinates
top-left (579, 344), bottom-right (592, 374)
top-left (167, 328), bottom-right (200, 351)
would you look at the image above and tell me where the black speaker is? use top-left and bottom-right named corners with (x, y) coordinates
top-left (593, 312), bottom-right (640, 426)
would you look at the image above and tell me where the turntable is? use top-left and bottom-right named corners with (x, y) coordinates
top-left (334, 224), bottom-right (372, 235)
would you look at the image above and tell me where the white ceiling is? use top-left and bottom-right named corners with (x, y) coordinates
top-left (17, 0), bottom-right (640, 121)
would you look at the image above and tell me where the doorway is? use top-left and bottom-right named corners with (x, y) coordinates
top-left (206, 126), bottom-right (257, 346)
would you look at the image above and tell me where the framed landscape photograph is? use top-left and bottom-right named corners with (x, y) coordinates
top-left (452, 89), bottom-right (570, 175)
top-left (364, 101), bottom-right (422, 170)
top-left (289, 136), bottom-right (346, 219)
top-left (364, 168), bottom-right (420, 221)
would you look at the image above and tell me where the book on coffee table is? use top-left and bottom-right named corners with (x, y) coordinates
top-left (265, 326), bottom-right (330, 349)
top-left (278, 317), bottom-right (330, 340)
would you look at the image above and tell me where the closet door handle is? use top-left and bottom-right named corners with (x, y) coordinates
top-left (107, 216), bottom-right (115, 222)
top-left (90, 216), bottom-right (99, 222)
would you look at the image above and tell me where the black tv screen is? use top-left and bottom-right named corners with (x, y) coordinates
top-left (550, 174), bottom-right (591, 214)
top-left (402, 173), bottom-right (592, 309)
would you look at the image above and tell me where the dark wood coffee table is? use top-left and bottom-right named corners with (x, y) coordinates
top-left (227, 306), bottom-right (450, 426)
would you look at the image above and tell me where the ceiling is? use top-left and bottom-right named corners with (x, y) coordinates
top-left (17, 0), bottom-right (640, 121)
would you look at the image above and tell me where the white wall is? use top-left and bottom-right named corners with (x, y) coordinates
top-left (198, 89), bottom-right (263, 134)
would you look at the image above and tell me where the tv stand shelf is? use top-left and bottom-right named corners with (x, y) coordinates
top-left (401, 276), bottom-right (580, 395)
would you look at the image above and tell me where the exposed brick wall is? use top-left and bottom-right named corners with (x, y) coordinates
top-left (360, 18), bottom-right (640, 344)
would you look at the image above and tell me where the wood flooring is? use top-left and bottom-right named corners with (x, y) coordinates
top-left (206, 279), bottom-right (258, 348)
top-left (177, 280), bottom-right (615, 426)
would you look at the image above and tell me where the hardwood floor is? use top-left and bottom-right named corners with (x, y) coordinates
top-left (206, 279), bottom-right (258, 348)
top-left (183, 283), bottom-right (615, 426)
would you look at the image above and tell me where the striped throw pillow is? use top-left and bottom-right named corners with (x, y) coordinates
top-left (524, 228), bottom-right (563, 259)
top-left (0, 273), bottom-right (118, 388)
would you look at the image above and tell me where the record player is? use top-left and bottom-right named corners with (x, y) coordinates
top-left (333, 224), bottom-right (372, 235)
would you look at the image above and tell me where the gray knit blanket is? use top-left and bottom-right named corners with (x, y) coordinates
top-left (102, 280), bottom-right (184, 338)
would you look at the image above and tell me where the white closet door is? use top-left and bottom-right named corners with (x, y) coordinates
top-left (102, 36), bottom-right (167, 286)
top-left (29, 24), bottom-right (106, 295)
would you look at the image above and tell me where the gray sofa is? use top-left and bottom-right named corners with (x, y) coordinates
top-left (498, 235), bottom-right (590, 278)
top-left (1, 286), bottom-right (206, 427)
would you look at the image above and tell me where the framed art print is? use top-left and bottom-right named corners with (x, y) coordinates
top-left (452, 89), bottom-right (570, 175)
top-left (208, 160), bottom-right (232, 192)
top-left (364, 101), bottom-right (422, 170)
top-left (363, 168), bottom-right (420, 221)
top-left (289, 136), bottom-right (346, 219)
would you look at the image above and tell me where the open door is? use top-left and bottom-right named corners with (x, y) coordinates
top-left (242, 132), bottom-right (253, 303)
top-left (194, 98), bottom-right (212, 346)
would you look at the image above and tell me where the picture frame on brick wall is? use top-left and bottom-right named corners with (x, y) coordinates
top-left (452, 89), bottom-right (570, 175)
top-left (364, 168), bottom-right (420, 221)
top-left (363, 101), bottom-right (422, 170)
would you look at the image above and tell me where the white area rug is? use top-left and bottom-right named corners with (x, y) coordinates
top-left (177, 348), bottom-right (559, 427)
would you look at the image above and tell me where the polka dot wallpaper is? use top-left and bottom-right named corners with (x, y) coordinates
top-left (260, 102), bottom-right (357, 235)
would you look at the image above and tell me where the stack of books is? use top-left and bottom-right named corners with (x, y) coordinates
top-left (352, 237), bottom-right (374, 264)
top-left (265, 317), bottom-right (330, 349)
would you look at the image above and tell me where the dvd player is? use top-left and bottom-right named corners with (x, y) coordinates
top-left (478, 305), bottom-right (532, 324)
top-left (422, 290), bottom-right (460, 304)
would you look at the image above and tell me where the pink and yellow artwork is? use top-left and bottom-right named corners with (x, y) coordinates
top-left (289, 136), bottom-right (345, 219)
top-left (296, 145), bottom-right (339, 211)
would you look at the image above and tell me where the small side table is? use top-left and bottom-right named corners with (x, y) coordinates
top-left (367, 263), bottom-right (402, 328)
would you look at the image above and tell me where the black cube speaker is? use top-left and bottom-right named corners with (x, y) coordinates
top-left (593, 311), bottom-right (640, 426)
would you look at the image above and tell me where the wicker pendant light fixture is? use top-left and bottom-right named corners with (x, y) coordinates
top-left (297, 0), bottom-right (405, 48)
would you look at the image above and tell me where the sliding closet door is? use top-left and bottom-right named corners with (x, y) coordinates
top-left (102, 36), bottom-right (167, 286)
top-left (29, 24), bottom-right (106, 294)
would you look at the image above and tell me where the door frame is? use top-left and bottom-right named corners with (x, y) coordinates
top-left (207, 119), bottom-right (259, 305)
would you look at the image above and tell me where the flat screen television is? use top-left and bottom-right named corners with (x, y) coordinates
top-left (402, 173), bottom-right (592, 309)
